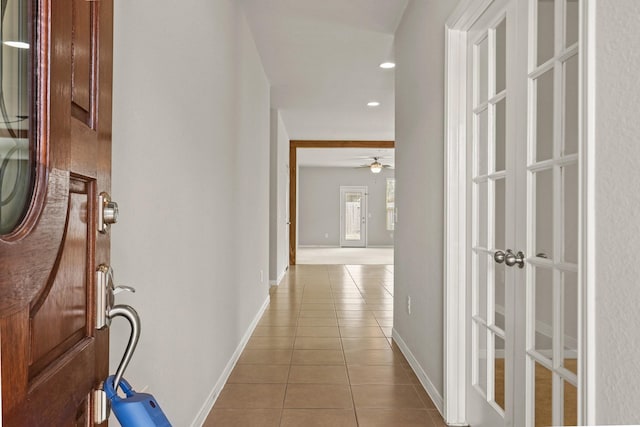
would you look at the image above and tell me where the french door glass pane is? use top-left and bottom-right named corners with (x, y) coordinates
top-left (478, 37), bottom-right (489, 105)
top-left (477, 181), bottom-right (488, 248)
top-left (537, 0), bottom-right (555, 65)
top-left (564, 380), bottom-right (578, 426)
top-left (494, 178), bottom-right (506, 250)
top-left (563, 163), bottom-right (579, 263)
top-left (535, 267), bottom-right (554, 359)
top-left (478, 109), bottom-right (489, 176)
top-left (536, 169), bottom-right (554, 259)
top-left (565, 0), bottom-right (579, 47)
top-left (477, 253), bottom-right (488, 321)
top-left (494, 335), bottom-right (506, 411)
top-left (495, 99), bottom-right (507, 172)
top-left (534, 362), bottom-right (553, 427)
top-left (496, 19), bottom-right (507, 94)
top-left (536, 70), bottom-right (554, 162)
top-left (477, 324), bottom-right (488, 393)
top-left (563, 271), bottom-right (578, 374)
top-left (494, 262), bottom-right (506, 330)
top-left (563, 54), bottom-right (579, 156)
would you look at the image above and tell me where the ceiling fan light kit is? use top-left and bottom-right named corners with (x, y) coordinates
top-left (370, 161), bottom-right (383, 173)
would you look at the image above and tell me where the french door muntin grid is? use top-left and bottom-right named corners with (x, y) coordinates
top-left (526, 0), bottom-right (579, 425)
top-left (471, 12), bottom-right (508, 415)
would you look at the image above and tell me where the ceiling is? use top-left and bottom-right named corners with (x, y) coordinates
top-left (238, 0), bottom-right (408, 141)
top-left (297, 147), bottom-right (394, 168)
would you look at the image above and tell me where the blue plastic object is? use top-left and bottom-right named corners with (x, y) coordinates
top-left (104, 375), bottom-right (172, 427)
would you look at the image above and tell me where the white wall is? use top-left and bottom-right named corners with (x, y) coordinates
top-left (269, 110), bottom-right (290, 284)
top-left (111, 1), bottom-right (271, 425)
top-left (393, 0), bottom-right (458, 406)
top-left (594, 0), bottom-right (640, 422)
top-left (298, 167), bottom-right (394, 247)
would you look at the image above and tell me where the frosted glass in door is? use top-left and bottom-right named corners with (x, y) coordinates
top-left (340, 186), bottom-right (367, 247)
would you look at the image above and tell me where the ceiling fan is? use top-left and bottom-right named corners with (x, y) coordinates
top-left (358, 157), bottom-right (393, 174)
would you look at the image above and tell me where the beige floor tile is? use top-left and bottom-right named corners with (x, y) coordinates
top-left (280, 409), bottom-right (357, 427)
top-left (340, 326), bottom-right (386, 338)
top-left (294, 337), bottom-right (343, 350)
top-left (347, 365), bottom-right (412, 385)
top-left (381, 326), bottom-right (393, 337)
top-left (284, 384), bottom-right (353, 409)
top-left (355, 409), bottom-right (436, 426)
top-left (214, 384), bottom-right (286, 409)
top-left (428, 409), bottom-right (448, 427)
top-left (203, 409), bottom-right (281, 427)
top-left (252, 326), bottom-right (297, 337)
top-left (336, 311), bottom-right (376, 319)
top-left (288, 365), bottom-right (349, 384)
top-left (297, 317), bottom-right (339, 327)
top-left (414, 385), bottom-right (437, 410)
top-left (299, 310), bottom-right (337, 318)
top-left (296, 326), bottom-right (340, 337)
top-left (334, 303), bottom-right (369, 311)
top-left (227, 364), bottom-right (290, 384)
top-left (257, 317), bottom-right (298, 327)
top-left (237, 349), bottom-right (292, 365)
top-left (351, 385), bottom-right (425, 409)
top-left (338, 318), bottom-right (380, 327)
top-left (301, 303), bottom-right (335, 311)
top-left (341, 338), bottom-right (391, 351)
top-left (246, 336), bottom-right (295, 349)
top-left (292, 349), bottom-right (345, 365)
top-left (344, 349), bottom-right (402, 365)
top-left (375, 318), bottom-right (394, 327)
top-left (301, 297), bottom-right (334, 303)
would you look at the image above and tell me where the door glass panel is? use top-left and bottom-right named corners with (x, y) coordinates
top-left (0, 0), bottom-right (33, 235)
top-left (534, 362), bottom-right (553, 427)
top-left (344, 192), bottom-right (362, 241)
top-left (536, 70), bottom-right (554, 162)
top-left (563, 54), bottom-right (579, 156)
top-left (477, 253), bottom-right (488, 321)
top-left (477, 37), bottom-right (489, 105)
top-left (537, 0), bottom-right (555, 65)
top-left (477, 109), bottom-right (489, 176)
top-left (562, 163), bottom-right (578, 263)
top-left (536, 169), bottom-right (554, 259)
top-left (566, 0), bottom-right (579, 47)
top-left (494, 178), bottom-right (505, 250)
top-left (494, 262), bottom-right (506, 330)
top-left (496, 19), bottom-right (507, 94)
top-left (563, 271), bottom-right (578, 375)
top-left (477, 181), bottom-right (488, 248)
top-left (564, 380), bottom-right (578, 426)
top-left (535, 267), bottom-right (554, 360)
top-left (476, 324), bottom-right (488, 394)
top-left (494, 335), bottom-right (505, 411)
top-left (495, 99), bottom-right (506, 172)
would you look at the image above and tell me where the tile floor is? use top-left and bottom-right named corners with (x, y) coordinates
top-left (204, 264), bottom-right (446, 427)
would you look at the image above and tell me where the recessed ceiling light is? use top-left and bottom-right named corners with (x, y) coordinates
top-left (4, 41), bottom-right (29, 49)
top-left (379, 62), bottom-right (396, 69)
top-left (367, 101), bottom-right (380, 107)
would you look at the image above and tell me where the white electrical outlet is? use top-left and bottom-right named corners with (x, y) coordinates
top-left (407, 295), bottom-right (411, 314)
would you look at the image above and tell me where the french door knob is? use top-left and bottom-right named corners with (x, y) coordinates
top-left (504, 249), bottom-right (526, 269)
top-left (494, 250), bottom-right (506, 264)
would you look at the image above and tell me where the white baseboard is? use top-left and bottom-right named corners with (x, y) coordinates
top-left (190, 296), bottom-right (270, 427)
top-left (269, 266), bottom-right (288, 287)
top-left (298, 245), bottom-right (338, 248)
top-left (392, 329), bottom-right (445, 417)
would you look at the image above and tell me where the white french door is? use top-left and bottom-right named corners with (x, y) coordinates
top-left (464, 0), bottom-right (581, 426)
top-left (340, 186), bottom-right (367, 248)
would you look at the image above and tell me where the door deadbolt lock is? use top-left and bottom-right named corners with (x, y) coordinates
top-left (98, 192), bottom-right (119, 233)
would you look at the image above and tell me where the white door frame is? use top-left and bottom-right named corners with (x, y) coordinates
top-left (443, 0), bottom-right (597, 425)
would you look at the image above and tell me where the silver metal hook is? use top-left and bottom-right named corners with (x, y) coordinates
top-left (108, 304), bottom-right (141, 391)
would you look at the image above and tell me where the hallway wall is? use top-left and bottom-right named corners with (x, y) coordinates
top-left (269, 110), bottom-right (290, 284)
top-left (593, 0), bottom-right (640, 422)
top-left (393, 0), bottom-right (458, 408)
top-left (111, 1), bottom-right (270, 425)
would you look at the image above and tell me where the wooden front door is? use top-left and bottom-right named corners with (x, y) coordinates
top-left (0, 0), bottom-right (114, 425)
